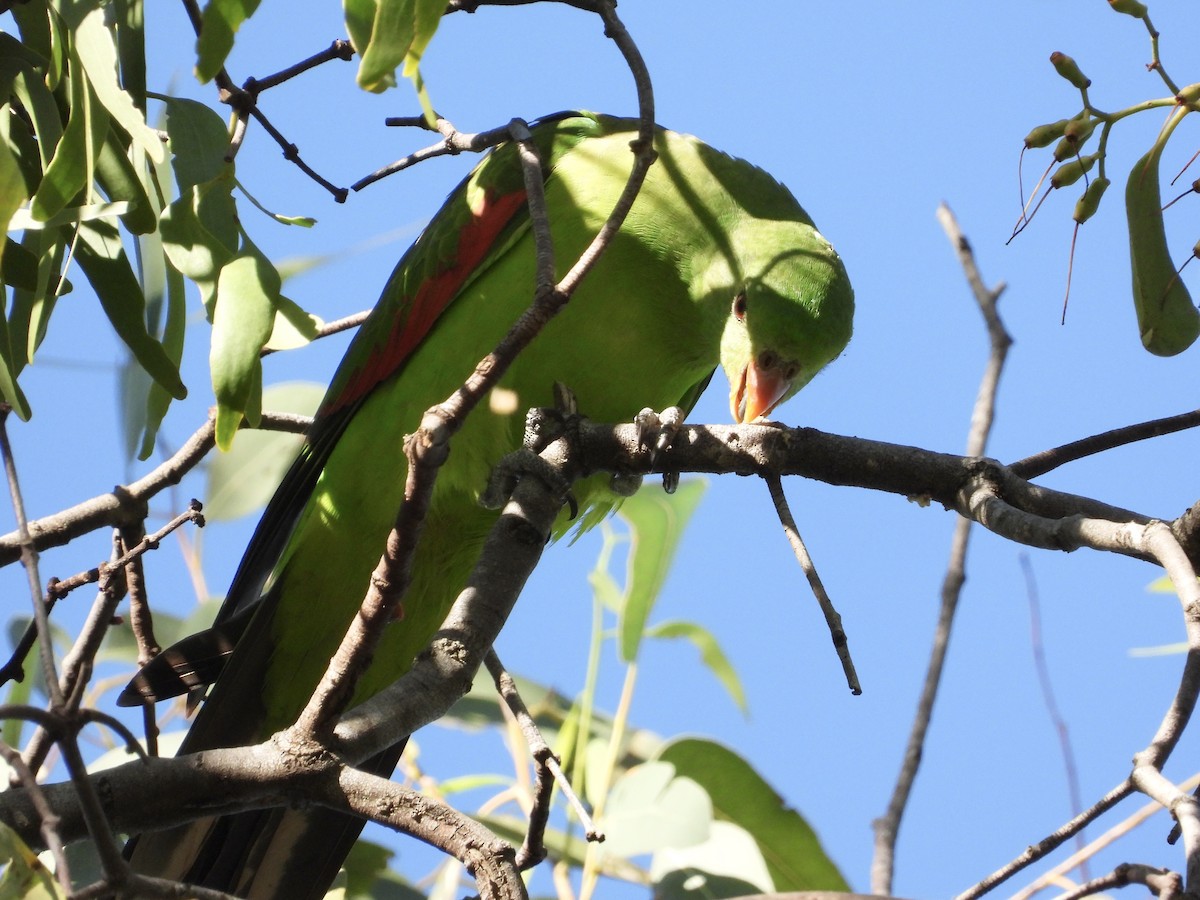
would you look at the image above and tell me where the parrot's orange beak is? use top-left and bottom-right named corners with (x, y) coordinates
top-left (730, 355), bottom-right (795, 423)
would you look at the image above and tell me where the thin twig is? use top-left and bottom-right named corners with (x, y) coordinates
top-left (485, 649), bottom-right (602, 867)
top-left (0, 737), bottom-right (70, 891)
top-left (0, 409), bottom-right (63, 708)
top-left (1052, 863), bottom-right (1182, 900)
top-left (763, 474), bottom-right (859, 694)
top-left (958, 779), bottom-right (1135, 900)
top-left (1009, 774), bottom-right (1200, 900)
top-left (872, 203), bottom-right (1010, 895)
top-left (1020, 554), bottom-right (1088, 878)
top-left (1011, 408), bottom-right (1200, 480)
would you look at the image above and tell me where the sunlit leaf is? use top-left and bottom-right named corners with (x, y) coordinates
top-left (0, 822), bottom-right (64, 900)
top-left (196, 0), bottom-right (263, 83)
top-left (353, 0), bottom-right (445, 117)
top-left (644, 619), bottom-right (746, 713)
top-left (31, 53), bottom-right (108, 223)
top-left (264, 294), bottom-right (321, 351)
top-left (75, 218), bottom-right (187, 400)
top-left (211, 250), bottom-right (278, 448)
top-left (657, 737), bottom-right (848, 891)
top-left (72, 7), bottom-right (163, 163)
top-left (651, 821), bottom-right (774, 897)
top-left (8, 200), bottom-right (131, 230)
top-left (618, 480), bottom-right (706, 662)
top-left (598, 761), bottom-right (711, 859)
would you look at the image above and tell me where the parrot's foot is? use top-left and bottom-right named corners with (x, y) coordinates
top-left (611, 406), bottom-right (685, 496)
top-left (482, 448), bottom-right (578, 520)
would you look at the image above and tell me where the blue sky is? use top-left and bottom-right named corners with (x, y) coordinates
top-left (6, 2), bottom-right (1200, 897)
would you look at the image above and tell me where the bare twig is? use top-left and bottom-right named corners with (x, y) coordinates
top-left (1008, 774), bottom-right (1200, 900)
top-left (1021, 553), bottom-right (1089, 877)
top-left (0, 411), bottom-right (305, 568)
top-left (872, 204), bottom-right (1010, 896)
top-left (1, 503), bottom-right (204, 693)
top-left (1011, 408), bottom-right (1200, 480)
top-left (352, 119), bottom-right (515, 192)
top-left (0, 737), bottom-right (70, 891)
top-left (1052, 863), bottom-right (1182, 900)
top-left (958, 780), bottom-right (1135, 900)
top-left (0, 409), bottom-right (63, 708)
top-left (763, 474), bottom-right (859, 694)
top-left (485, 649), bottom-right (602, 867)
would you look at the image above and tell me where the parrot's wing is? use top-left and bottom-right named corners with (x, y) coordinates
top-left (117, 114), bottom-right (608, 708)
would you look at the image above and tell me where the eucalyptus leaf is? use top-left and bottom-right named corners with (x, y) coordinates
top-left (657, 737), bottom-right (848, 891)
top-left (598, 761), bottom-right (711, 859)
top-left (196, 0), bottom-right (264, 84)
top-left (618, 480), bottom-right (706, 662)
top-left (644, 619), bottom-right (747, 713)
top-left (210, 251), bottom-right (279, 448)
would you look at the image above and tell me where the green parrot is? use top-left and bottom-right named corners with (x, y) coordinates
top-left (120, 111), bottom-right (853, 898)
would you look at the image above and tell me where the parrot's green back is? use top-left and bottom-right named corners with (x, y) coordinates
top-left (123, 112), bottom-right (853, 898)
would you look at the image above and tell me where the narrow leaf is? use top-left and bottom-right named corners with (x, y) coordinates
top-left (196, 0), bottom-right (264, 83)
top-left (645, 619), bottom-right (747, 713)
top-left (72, 7), bottom-right (163, 163)
top-left (31, 58), bottom-right (106, 222)
top-left (618, 480), bottom-right (707, 662)
top-left (210, 251), bottom-right (277, 449)
top-left (75, 218), bottom-right (187, 399)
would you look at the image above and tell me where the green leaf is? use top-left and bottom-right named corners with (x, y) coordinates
top-left (265, 295), bottom-right (321, 351)
top-left (127, 238), bottom-right (187, 460)
top-left (75, 218), bottom-right (188, 400)
top-left (353, 0), bottom-right (445, 114)
top-left (8, 200), bottom-right (131, 231)
top-left (159, 181), bottom-right (237, 289)
top-left (0, 127), bottom-right (30, 285)
top-left (94, 121), bottom-right (161, 235)
top-left (334, 839), bottom-right (426, 900)
top-left (645, 620), bottom-right (747, 713)
top-left (72, 6), bottom-right (163, 164)
top-left (31, 56), bottom-right (108, 223)
top-left (0, 822), bottom-right (64, 900)
top-left (238, 178), bottom-right (316, 227)
top-left (618, 480), bottom-right (707, 662)
top-left (0, 128), bottom-right (32, 417)
top-left (651, 821), bottom-right (774, 897)
top-left (11, 65), bottom-right (63, 171)
top-left (657, 738), bottom-right (848, 891)
top-left (196, 0), bottom-right (263, 83)
top-left (210, 250), bottom-right (278, 449)
top-left (598, 761), bottom-right (711, 859)
top-left (155, 94), bottom-right (231, 190)
top-left (205, 381), bottom-right (322, 519)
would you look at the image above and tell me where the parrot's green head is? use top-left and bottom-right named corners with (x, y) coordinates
top-left (716, 218), bottom-right (854, 423)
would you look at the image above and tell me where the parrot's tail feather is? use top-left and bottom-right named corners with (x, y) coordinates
top-left (117, 605), bottom-right (257, 707)
top-left (126, 742), bottom-right (407, 899)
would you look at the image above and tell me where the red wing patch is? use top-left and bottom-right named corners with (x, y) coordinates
top-left (322, 187), bottom-right (529, 416)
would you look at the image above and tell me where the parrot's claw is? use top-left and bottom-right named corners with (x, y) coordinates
top-left (633, 406), bottom-right (684, 494)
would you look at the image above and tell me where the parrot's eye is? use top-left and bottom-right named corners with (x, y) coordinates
top-left (732, 293), bottom-right (748, 322)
